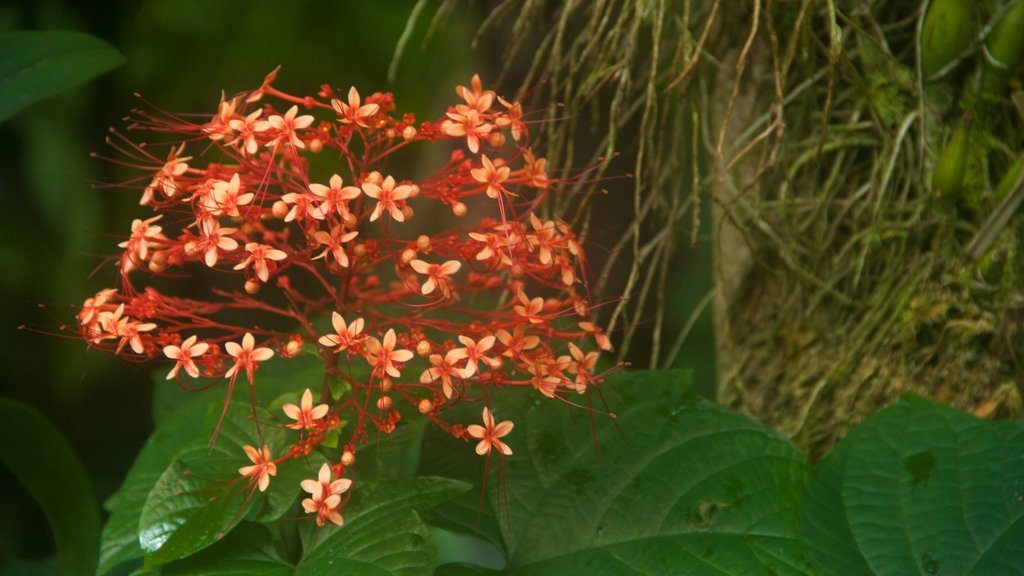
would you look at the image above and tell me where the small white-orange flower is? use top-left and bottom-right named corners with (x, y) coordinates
top-left (365, 328), bottom-right (414, 379)
top-left (515, 290), bottom-right (545, 324)
top-left (420, 353), bottom-right (463, 399)
top-left (195, 218), bottom-right (238, 267)
top-left (409, 259), bottom-right (461, 296)
top-left (141, 145), bottom-right (191, 204)
top-left (467, 407), bottom-right (513, 456)
top-left (441, 108), bottom-right (492, 154)
top-left (579, 321), bottom-right (613, 352)
top-left (312, 227), bottom-right (359, 268)
top-left (282, 389), bottom-right (329, 430)
top-left (119, 215), bottom-right (164, 264)
top-left (446, 335), bottom-right (496, 378)
top-left (256, 105), bottom-right (314, 149)
top-left (470, 154), bottom-right (510, 199)
top-left (163, 335), bottom-right (209, 379)
top-left (234, 242), bottom-right (288, 283)
top-left (362, 175), bottom-right (412, 222)
top-left (332, 87), bottom-right (380, 128)
top-left (238, 444), bottom-right (277, 492)
top-left (308, 174), bottom-right (361, 221)
top-left (224, 332), bottom-right (274, 381)
top-left (206, 173), bottom-right (253, 217)
top-left (301, 463), bottom-right (352, 526)
top-left (228, 109), bottom-right (264, 155)
top-left (318, 312), bottom-right (365, 351)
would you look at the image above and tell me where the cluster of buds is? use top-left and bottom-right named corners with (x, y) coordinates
top-left (80, 69), bottom-right (614, 525)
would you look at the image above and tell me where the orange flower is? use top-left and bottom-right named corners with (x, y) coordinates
top-left (420, 353), bottom-right (463, 399)
top-left (238, 444), bottom-right (277, 492)
top-left (224, 332), bottom-right (275, 380)
top-left (467, 407), bottom-right (513, 456)
top-left (409, 259), bottom-right (461, 297)
top-left (234, 243), bottom-right (288, 283)
top-left (362, 175), bottom-right (412, 222)
top-left (442, 108), bottom-right (492, 154)
top-left (283, 389), bottom-right (329, 430)
top-left (301, 463), bottom-right (352, 526)
top-left (256, 105), bottom-right (314, 149)
top-left (446, 335), bottom-right (497, 378)
top-left (318, 312), bottom-right (365, 351)
top-left (365, 329), bottom-right (414, 378)
top-left (470, 154), bottom-right (510, 199)
top-left (332, 87), bottom-right (380, 128)
top-left (163, 335), bottom-right (209, 379)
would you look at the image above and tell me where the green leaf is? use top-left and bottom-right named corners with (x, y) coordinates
top-left (100, 391), bottom-right (322, 574)
top-left (0, 399), bottom-right (100, 576)
top-left (153, 477), bottom-right (469, 575)
top-left (159, 522), bottom-right (294, 575)
top-left (800, 394), bottom-right (1024, 575)
top-left (420, 370), bottom-right (816, 575)
top-left (98, 396), bottom-right (209, 574)
top-left (138, 400), bottom-right (314, 567)
top-left (0, 31), bottom-right (124, 123)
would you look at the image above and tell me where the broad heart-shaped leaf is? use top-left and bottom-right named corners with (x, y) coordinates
top-left (420, 370), bottom-right (816, 575)
top-left (99, 391), bottom-right (323, 574)
top-left (151, 477), bottom-right (470, 575)
top-left (138, 399), bottom-right (320, 568)
top-left (98, 395), bottom-right (209, 575)
top-left (800, 394), bottom-right (1024, 575)
top-left (0, 398), bottom-right (100, 576)
top-left (0, 30), bottom-right (123, 123)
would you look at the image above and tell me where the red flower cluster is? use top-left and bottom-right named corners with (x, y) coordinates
top-left (79, 69), bottom-right (613, 524)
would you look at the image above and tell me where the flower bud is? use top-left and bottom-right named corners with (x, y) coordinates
top-left (401, 205), bottom-right (414, 220)
top-left (380, 377), bottom-right (394, 392)
top-left (284, 337), bottom-right (302, 357)
top-left (452, 202), bottom-right (467, 217)
top-left (244, 280), bottom-right (261, 294)
top-left (402, 125), bottom-right (417, 140)
top-left (307, 137), bottom-right (324, 153)
top-left (416, 339), bottom-right (431, 356)
top-left (418, 399), bottom-right (433, 414)
top-left (416, 235), bottom-right (431, 251)
top-left (353, 243), bottom-right (367, 257)
top-left (271, 200), bottom-right (289, 219)
top-left (341, 450), bottom-right (356, 466)
top-left (376, 395), bottom-right (393, 411)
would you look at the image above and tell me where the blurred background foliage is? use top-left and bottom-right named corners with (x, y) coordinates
top-left (0, 0), bottom-right (715, 569)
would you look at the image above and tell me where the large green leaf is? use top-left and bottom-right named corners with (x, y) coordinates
top-left (98, 396), bottom-right (209, 575)
top-left (138, 400), bottom-right (318, 568)
top-left (0, 31), bottom-right (124, 123)
top-left (100, 391), bottom-right (323, 574)
top-left (154, 477), bottom-right (470, 575)
top-left (0, 398), bottom-right (100, 576)
top-left (800, 394), bottom-right (1024, 575)
top-left (420, 370), bottom-right (816, 575)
